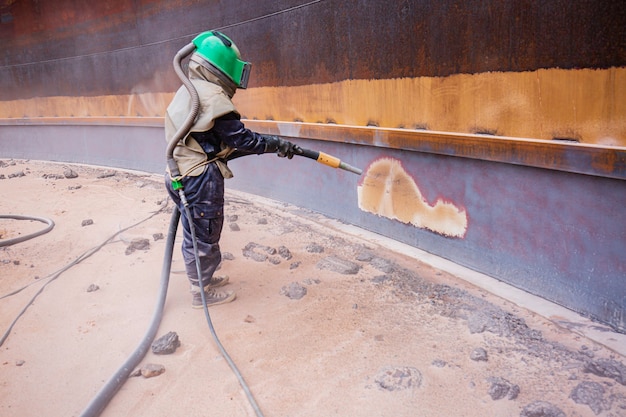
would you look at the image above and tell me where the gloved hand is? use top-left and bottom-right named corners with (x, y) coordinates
top-left (265, 136), bottom-right (300, 159)
top-left (277, 138), bottom-right (300, 159)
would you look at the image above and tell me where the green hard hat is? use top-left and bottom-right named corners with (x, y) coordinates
top-left (192, 31), bottom-right (252, 89)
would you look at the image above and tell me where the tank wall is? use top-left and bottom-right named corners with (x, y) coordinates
top-left (0, 122), bottom-right (165, 173)
top-left (1, 121), bottom-right (624, 332)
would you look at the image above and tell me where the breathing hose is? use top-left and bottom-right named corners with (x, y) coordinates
top-left (79, 39), bottom-right (265, 417)
top-left (166, 42), bottom-right (199, 180)
top-left (80, 39), bottom-right (264, 416)
top-left (78, 43), bottom-right (200, 417)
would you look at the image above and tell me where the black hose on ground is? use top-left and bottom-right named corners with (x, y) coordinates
top-left (0, 214), bottom-right (55, 247)
top-left (78, 207), bottom-right (180, 417)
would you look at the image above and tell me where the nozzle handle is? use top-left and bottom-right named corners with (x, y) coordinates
top-left (295, 147), bottom-right (362, 175)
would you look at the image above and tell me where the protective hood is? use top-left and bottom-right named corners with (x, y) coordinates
top-left (189, 54), bottom-right (238, 98)
top-left (165, 58), bottom-right (238, 177)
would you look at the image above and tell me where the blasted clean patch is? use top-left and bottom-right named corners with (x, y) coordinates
top-left (357, 157), bottom-right (468, 238)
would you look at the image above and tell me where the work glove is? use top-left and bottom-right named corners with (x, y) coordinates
top-left (265, 136), bottom-right (300, 159)
top-left (277, 138), bottom-right (300, 159)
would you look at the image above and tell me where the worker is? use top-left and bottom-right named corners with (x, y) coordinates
top-left (164, 30), bottom-right (299, 308)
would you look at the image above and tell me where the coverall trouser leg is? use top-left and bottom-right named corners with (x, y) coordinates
top-left (165, 164), bottom-right (225, 288)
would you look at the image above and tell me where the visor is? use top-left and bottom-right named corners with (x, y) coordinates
top-left (238, 61), bottom-right (252, 89)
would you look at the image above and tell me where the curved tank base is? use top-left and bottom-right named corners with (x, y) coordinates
top-left (1, 120), bottom-right (624, 333)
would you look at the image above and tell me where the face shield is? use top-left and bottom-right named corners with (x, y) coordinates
top-left (238, 61), bottom-right (252, 89)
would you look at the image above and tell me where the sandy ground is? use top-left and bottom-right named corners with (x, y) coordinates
top-left (1, 159), bottom-right (625, 417)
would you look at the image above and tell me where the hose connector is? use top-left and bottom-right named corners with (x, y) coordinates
top-left (170, 177), bottom-right (183, 191)
top-left (177, 188), bottom-right (189, 207)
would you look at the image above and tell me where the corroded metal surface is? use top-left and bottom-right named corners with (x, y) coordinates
top-left (1, 1), bottom-right (624, 144)
top-left (4, 117), bottom-right (624, 179)
top-left (2, 0), bottom-right (624, 96)
top-left (244, 120), bottom-right (626, 180)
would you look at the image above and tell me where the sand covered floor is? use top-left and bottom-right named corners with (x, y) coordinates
top-left (1, 159), bottom-right (625, 417)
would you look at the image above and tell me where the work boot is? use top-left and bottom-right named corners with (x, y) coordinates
top-left (191, 286), bottom-right (236, 309)
top-left (201, 275), bottom-right (229, 288)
